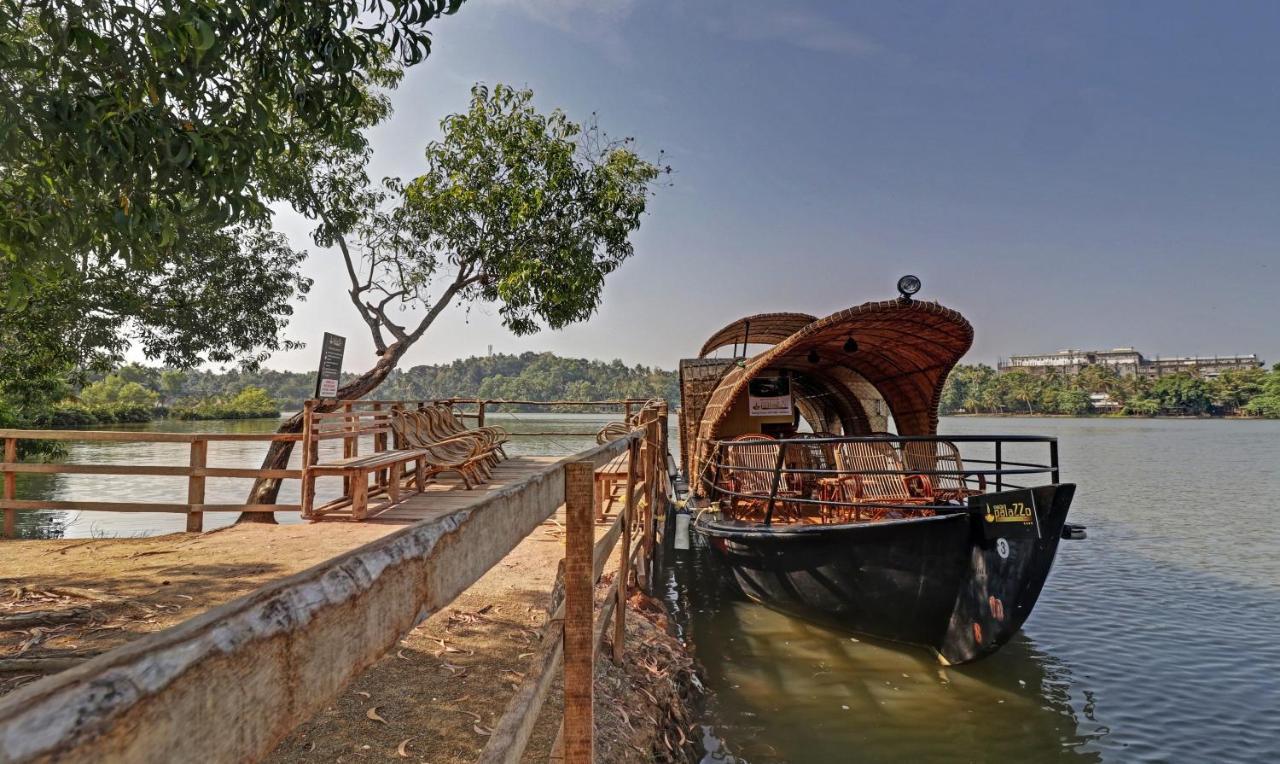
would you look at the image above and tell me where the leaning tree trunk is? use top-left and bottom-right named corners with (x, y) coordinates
top-left (237, 340), bottom-right (415, 524)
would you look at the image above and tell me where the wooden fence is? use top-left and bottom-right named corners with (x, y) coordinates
top-left (0, 397), bottom-right (657, 537)
top-left (0, 429), bottom-right (304, 537)
top-left (0, 402), bottom-right (673, 763)
top-left (479, 402), bottom-right (669, 763)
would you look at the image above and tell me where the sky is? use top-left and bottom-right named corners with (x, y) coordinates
top-left (261, 0), bottom-right (1280, 374)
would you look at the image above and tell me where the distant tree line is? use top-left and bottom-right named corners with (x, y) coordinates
top-left (940, 363), bottom-right (1280, 418)
top-left (0, 352), bottom-right (678, 432)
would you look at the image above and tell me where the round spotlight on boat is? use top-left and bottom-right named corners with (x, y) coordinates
top-left (807, 350), bottom-right (820, 364)
top-left (897, 274), bottom-right (922, 300)
top-left (843, 337), bottom-right (859, 354)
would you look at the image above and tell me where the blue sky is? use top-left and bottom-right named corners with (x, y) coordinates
top-left (266, 0), bottom-right (1280, 373)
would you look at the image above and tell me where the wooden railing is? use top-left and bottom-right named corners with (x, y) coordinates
top-left (0, 429), bottom-right (303, 537)
top-left (0, 404), bottom-right (672, 764)
top-left (0, 398), bottom-right (665, 538)
top-left (479, 401), bottom-right (668, 763)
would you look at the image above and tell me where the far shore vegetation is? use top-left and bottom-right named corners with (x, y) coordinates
top-left (4, 354), bottom-right (1276, 442)
top-left (0, 352), bottom-right (679, 434)
top-left (941, 363), bottom-right (1280, 419)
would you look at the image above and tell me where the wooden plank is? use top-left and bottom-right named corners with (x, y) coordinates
top-left (3, 438), bottom-right (14, 539)
top-left (198, 433), bottom-right (303, 442)
top-left (0, 430), bottom-right (301, 443)
top-left (194, 504), bottom-right (302, 513)
top-left (614, 439), bottom-right (638, 662)
top-left (0, 500), bottom-right (190, 513)
top-left (0, 464), bottom-right (300, 479)
top-left (477, 615), bottom-right (565, 764)
top-left (562, 460), bottom-right (596, 764)
top-left (186, 440), bottom-right (207, 533)
top-left (0, 501), bottom-right (302, 514)
top-left (309, 410), bottom-right (394, 421)
top-left (0, 448), bottom-right (587, 763)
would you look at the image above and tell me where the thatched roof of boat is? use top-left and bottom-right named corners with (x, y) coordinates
top-left (698, 313), bottom-right (817, 358)
top-left (696, 299), bottom-right (973, 444)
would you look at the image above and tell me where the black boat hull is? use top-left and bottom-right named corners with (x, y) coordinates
top-left (694, 484), bottom-right (1076, 664)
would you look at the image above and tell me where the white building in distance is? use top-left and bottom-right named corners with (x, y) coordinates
top-left (998, 348), bottom-right (1262, 378)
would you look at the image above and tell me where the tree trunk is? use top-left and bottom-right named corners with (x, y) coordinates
top-left (237, 339), bottom-right (416, 523)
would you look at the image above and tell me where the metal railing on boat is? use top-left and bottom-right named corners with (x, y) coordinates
top-left (701, 434), bottom-right (1060, 524)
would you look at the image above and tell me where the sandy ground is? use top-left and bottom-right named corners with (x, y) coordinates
top-left (1, 514), bottom-right (701, 762)
top-left (0, 523), bottom-right (394, 693)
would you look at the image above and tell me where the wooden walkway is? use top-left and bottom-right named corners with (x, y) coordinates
top-left (0, 400), bottom-right (671, 764)
top-left (311, 455), bottom-right (565, 526)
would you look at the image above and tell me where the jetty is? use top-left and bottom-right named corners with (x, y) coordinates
top-left (0, 399), bottom-right (678, 763)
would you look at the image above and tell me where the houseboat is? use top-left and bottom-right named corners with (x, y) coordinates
top-left (678, 277), bottom-right (1085, 665)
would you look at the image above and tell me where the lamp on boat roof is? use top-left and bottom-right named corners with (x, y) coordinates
top-left (897, 274), bottom-right (922, 301)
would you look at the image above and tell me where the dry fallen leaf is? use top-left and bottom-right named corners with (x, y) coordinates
top-left (397, 650), bottom-right (410, 661)
top-left (473, 723), bottom-right (493, 736)
top-left (366, 706), bottom-right (387, 724)
top-left (396, 738), bottom-right (413, 758)
top-left (354, 691), bottom-right (371, 698)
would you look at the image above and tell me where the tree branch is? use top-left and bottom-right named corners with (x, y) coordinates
top-left (316, 205), bottom-right (386, 353)
top-left (407, 271), bottom-right (483, 342)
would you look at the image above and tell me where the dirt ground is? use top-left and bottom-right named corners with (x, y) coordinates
top-left (0, 516), bottom-right (702, 762)
top-left (0, 522), bottom-right (394, 694)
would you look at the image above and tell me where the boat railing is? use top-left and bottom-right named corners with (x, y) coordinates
top-left (701, 434), bottom-right (1059, 524)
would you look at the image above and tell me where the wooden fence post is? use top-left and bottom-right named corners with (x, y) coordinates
top-left (563, 459), bottom-right (596, 763)
top-left (186, 439), bottom-right (207, 533)
top-left (373, 402), bottom-right (387, 490)
top-left (3, 437), bottom-right (16, 538)
top-left (477, 399), bottom-right (487, 428)
top-left (642, 414), bottom-right (661, 584)
top-left (614, 438), bottom-right (639, 662)
top-left (342, 401), bottom-right (356, 495)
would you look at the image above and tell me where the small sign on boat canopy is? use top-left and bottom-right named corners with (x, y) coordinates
top-left (748, 374), bottom-right (792, 417)
top-left (314, 332), bottom-right (346, 399)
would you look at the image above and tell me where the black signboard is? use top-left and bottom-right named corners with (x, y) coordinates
top-left (314, 333), bottom-right (346, 399)
top-left (969, 488), bottom-right (1041, 541)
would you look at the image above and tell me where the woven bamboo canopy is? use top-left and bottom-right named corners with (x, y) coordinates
top-left (698, 313), bottom-right (817, 358)
top-left (696, 299), bottom-right (973, 448)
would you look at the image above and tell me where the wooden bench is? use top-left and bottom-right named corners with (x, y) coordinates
top-left (301, 401), bottom-right (428, 521)
top-left (594, 450), bottom-right (630, 519)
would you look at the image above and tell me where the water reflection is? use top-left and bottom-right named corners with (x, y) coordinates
top-left (665, 544), bottom-right (1104, 763)
top-left (667, 416), bottom-right (1280, 763)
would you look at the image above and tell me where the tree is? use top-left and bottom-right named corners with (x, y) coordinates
top-left (0, 223), bottom-right (311, 412)
top-left (1, 0), bottom-right (466, 299)
top-left (243, 83), bottom-right (669, 515)
top-left (1209, 367), bottom-right (1266, 413)
top-left (1005, 370), bottom-right (1041, 414)
top-left (79, 374), bottom-right (159, 408)
top-left (1151, 373), bottom-right (1212, 415)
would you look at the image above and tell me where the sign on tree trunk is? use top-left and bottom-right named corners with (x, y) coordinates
top-left (315, 333), bottom-right (346, 398)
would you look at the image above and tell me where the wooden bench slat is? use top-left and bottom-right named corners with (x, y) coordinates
top-left (313, 449), bottom-right (424, 470)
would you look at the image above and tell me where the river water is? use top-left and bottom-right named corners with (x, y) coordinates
top-left (13, 415), bottom-right (1280, 761)
top-left (664, 417), bottom-right (1280, 763)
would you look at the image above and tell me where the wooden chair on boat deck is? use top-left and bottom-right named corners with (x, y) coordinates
top-left (783, 434), bottom-right (832, 497)
top-left (900, 440), bottom-right (985, 503)
top-left (718, 434), bottom-right (803, 522)
top-left (830, 439), bottom-right (934, 521)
